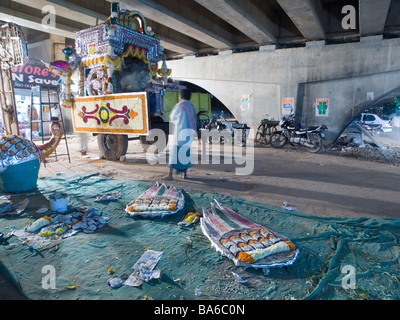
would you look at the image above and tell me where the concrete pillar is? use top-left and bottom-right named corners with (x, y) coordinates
top-left (50, 34), bottom-right (66, 61)
top-left (166, 37), bottom-right (400, 143)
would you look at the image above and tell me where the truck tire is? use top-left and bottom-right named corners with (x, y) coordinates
top-left (97, 134), bottom-right (128, 161)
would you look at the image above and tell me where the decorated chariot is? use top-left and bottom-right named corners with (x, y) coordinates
top-left (49, 2), bottom-right (179, 160)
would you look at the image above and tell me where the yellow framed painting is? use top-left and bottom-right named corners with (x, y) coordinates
top-left (72, 93), bottom-right (149, 134)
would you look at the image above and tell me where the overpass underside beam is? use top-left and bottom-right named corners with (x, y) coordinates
top-left (193, 0), bottom-right (276, 45)
top-left (0, 1), bottom-right (86, 39)
top-left (123, 0), bottom-right (237, 51)
top-left (276, 0), bottom-right (325, 41)
top-left (359, 0), bottom-right (391, 37)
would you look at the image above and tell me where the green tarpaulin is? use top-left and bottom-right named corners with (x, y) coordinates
top-left (1, 173), bottom-right (399, 300)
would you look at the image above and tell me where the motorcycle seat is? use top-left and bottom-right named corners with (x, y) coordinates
top-left (232, 123), bottom-right (250, 129)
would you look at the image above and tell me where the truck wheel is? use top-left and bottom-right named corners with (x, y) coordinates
top-left (97, 134), bottom-right (128, 161)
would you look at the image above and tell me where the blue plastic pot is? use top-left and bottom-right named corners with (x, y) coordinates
top-left (0, 159), bottom-right (40, 193)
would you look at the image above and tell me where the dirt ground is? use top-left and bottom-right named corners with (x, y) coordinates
top-left (1, 133), bottom-right (400, 299)
top-left (38, 134), bottom-right (400, 219)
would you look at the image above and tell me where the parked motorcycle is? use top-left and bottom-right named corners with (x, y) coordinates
top-left (269, 115), bottom-right (327, 153)
top-left (197, 111), bottom-right (210, 131)
top-left (202, 111), bottom-right (250, 147)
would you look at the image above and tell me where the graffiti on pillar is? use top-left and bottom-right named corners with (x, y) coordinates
top-left (316, 98), bottom-right (329, 117)
top-left (282, 97), bottom-right (294, 115)
top-left (240, 94), bottom-right (251, 111)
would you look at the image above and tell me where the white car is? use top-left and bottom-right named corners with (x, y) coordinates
top-left (360, 113), bottom-right (392, 133)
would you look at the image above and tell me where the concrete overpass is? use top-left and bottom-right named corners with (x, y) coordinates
top-left (1, 0), bottom-right (400, 141)
top-left (2, 0), bottom-right (399, 57)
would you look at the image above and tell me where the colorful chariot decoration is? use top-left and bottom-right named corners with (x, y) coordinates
top-left (45, 2), bottom-right (171, 135)
top-left (125, 182), bottom-right (184, 218)
top-left (200, 200), bottom-right (299, 268)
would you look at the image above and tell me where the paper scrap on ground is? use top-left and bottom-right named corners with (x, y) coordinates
top-left (124, 250), bottom-right (164, 287)
top-left (95, 192), bottom-right (121, 202)
top-left (11, 206), bottom-right (109, 250)
top-left (0, 198), bottom-right (29, 217)
top-left (281, 201), bottom-right (297, 211)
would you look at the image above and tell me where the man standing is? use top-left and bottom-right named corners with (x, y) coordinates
top-left (164, 89), bottom-right (197, 180)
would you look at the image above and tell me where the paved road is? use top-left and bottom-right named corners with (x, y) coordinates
top-left (37, 136), bottom-right (400, 219)
top-left (375, 130), bottom-right (400, 147)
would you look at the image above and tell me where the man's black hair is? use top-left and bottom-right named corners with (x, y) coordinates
top-left (180, 89), bottom-right (192, 100)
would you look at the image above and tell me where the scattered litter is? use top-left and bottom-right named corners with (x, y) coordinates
top-left (195, 286), bottom-right (203, 296)
top-left (333, 144), bottom-right (400, 166)
top-left (281, 201), bottom-right (297, 211)
top-left (178, 212), bottom-right (201, 227)
top-left (49, 245), bottom-right (59, 254)
top-left (66, 285), bottom-right (79, 290)
top-left (0, 196), bottom-right (10, 203)
top-left (124, 250), bottom-right (163, 287)
top-left (184, 187), bottom-right (193, 194)
top-left (26, 217), bottom-right (50, 233)
top-left (36, 208), bottom-right (49, 214)
top-left (352, 138), bottom-right (365, 146)
top-left (0, 232), bottom-right (12, 243)
top-left (348, 145), bottom-right (400, 166)
top-left (232, 272), bottom-right (248, 284)
top-left (107, 277), bottom-right (124, 289)
top-left (173, 278), bottom-right (185, 285)
top-left (27, 244), bottom-right (37, 252)
top-left (0, 198), bottom-right (29, 217)
top-left (108, 268), bottom-right (116, 275)
top-left (146, 155), bottom-right (158, 163)
top-left (0, 200), bottom-right (13, 215)
top-left (82, 155), bottom-right (101, 160)
top-left (139, 268), bottom-right (161, 283)
top-left (262, 268), bottom-right (270, 276)
top-left (95, 192), bottom-right (121, 202)
top-left (11, 206), bottom-right (109, 250)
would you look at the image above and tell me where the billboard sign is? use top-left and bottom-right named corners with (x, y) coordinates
top-left (11, 64), bottom-right (60, 89)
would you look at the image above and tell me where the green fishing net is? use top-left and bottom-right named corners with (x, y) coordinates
top-left (1, 173), bottom-right (399, 300)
